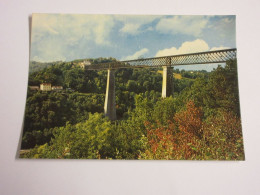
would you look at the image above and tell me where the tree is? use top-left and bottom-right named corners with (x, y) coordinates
top-left (126, 80), bottom-right (138, 92)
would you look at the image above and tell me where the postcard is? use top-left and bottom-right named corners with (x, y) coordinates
top-left (20, 14), bottom-right (244, 160)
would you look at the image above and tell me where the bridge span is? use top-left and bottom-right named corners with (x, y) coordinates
top-left (85, 49), bottom-right (237, 120)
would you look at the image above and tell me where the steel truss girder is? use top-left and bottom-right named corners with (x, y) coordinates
top-left (85, 48), bottom-right (237, 70)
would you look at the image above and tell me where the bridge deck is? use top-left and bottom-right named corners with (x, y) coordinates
top-left (85, 48), bottom-right (237, 70)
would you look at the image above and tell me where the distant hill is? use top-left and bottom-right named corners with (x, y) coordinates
top-left (29, 61), bottom-right (57, 73)
top-left (29, 57), bottom-right (117, 73)
top-left (157, 70), bottom-right (183, 80)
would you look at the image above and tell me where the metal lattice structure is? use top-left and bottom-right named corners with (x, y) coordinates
top-left (85, 48), bottom-right (237, 70)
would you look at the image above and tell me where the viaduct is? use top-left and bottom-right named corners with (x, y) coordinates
top-left (85, 49), bottom-right (237, 120)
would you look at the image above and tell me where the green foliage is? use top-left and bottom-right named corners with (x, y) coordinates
top-left (49, 113), bottom-right (112, 159)
top-left (21, 59), bottom-right (244, 160)
top-left (29, 61), bottom-right (59, 73)
top-left (108, 95), bottom-right (156, 159)
top-left (153, 96), bottom-right (176, 125)
top-left (22, 91), bottom-right (104, 149)
top-left (23, 113), bottom-right (112, 159)
top-left (140, 101), bottom-right (244, 160)
top-left (176, 60), bottom-right (240, 117)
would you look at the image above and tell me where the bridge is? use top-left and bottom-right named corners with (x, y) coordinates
top-left (85, 48), bottom-right (237, 120)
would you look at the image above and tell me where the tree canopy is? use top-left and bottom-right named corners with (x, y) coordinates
top-left (21, 59), bottom-right (244, 160)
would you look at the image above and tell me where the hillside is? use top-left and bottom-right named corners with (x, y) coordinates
top-left (21, 59), bottom-right (244, 160)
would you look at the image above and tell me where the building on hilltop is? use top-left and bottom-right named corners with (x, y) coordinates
top-left (79, 60), bottom-right (91, 69)
top-left (40, 83), bottom-right (51, 91)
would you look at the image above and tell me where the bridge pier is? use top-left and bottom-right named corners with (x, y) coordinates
top-left (104, 69), bottom-right (117, 120)
top-left (162, 66), bottom-right (173, 98)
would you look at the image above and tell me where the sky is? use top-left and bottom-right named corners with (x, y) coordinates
top-left (30, 14), bottom-right (236, 71)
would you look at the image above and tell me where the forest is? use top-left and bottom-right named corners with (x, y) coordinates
top-left (20, 58), bottom-right (244, 160)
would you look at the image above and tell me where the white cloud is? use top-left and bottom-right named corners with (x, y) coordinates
top-left (32, 37), bottom-right (68, 62)
top-left (210, 16), bottom-right (236, 42)
top-left (156, 16), bottom-right (209, 37)
top-left (122, 48), bottom-right (149, 60)
top-left (31, 14), bottom-right (115, 45)
top-left (155, 39), bottom-right (209, 57)
top-left (210, 46), bottom-right (230, 51)
top-left (115, 15), bottom-right (160, 35)
top-left (221, 17), bottom-right (233, 24)
top-left (31, 14), bottom-right (115, 62)
top-left (30, 14), bottom-right (236, 62)
top-left (92, 15), bottom-right (115, 45)
top-left (120, 23), bottom-right (141, 35)
top-left (155, 39), bottom-right (231, 71)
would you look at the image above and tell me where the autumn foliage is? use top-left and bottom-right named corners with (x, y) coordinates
top-left (140, 101), bottom-right (244, 160)
top-left (174, 101), bottom-right (203, 138)
top-left (21, 59), bottom-right (244, 160)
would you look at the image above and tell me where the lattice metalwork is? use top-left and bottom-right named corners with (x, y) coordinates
top-left (85, 48), bottom-right (237, 70)
top-left (84, 61), bottom-right (132, 70)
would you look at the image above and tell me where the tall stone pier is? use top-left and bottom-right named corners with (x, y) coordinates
top-left (162, 66), bottom-right (174, 98)
top-left (104, 69), bottom-right (116, 120)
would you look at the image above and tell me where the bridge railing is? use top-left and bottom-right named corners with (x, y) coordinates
top-left (85, 48), bottom-right (237, 70)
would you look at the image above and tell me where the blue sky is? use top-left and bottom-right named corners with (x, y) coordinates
top-left (30, 14), bottom-right (236, 70)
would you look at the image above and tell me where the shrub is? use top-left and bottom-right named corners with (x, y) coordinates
top-left (140, 101), bottom-right (244, 160)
